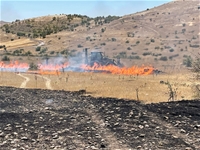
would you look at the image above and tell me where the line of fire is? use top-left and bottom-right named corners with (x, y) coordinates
top-left (0, 48), bottom-right (160, 76)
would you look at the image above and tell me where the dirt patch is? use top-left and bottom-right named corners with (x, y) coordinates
top-left (0, 86), bottom-right (199, 149)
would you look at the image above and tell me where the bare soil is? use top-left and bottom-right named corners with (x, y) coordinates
top-left (0, 86), bottom-right (199, 149)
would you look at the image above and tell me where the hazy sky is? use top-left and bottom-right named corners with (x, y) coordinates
top-left (1, 0), bottom-right (171, 22)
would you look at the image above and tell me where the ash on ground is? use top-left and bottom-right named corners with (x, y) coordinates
top-left (0, 86), bottom-right (199, 150)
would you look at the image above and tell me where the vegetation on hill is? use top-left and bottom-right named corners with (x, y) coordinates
top-left (0, 14), bottom-right (120, 38)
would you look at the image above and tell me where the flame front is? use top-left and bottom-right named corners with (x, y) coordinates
top-left (81, 63), bottom-right (154, 75)
top-left (0, 61), bottom-right (29, 72)
top-left (0, 61), bottom-right (154, 75)
top-left (37, 62), bottom-right (69, 75)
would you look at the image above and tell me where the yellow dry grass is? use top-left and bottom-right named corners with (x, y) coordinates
top-left (0, 39), bottom-right (36, 50)
top-left (0, 71), bottom-right (195, 103)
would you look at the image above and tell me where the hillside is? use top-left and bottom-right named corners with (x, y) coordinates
top-left (0, 21), bottom-right (10, 27)
top-left (0, 1), bottom-right (199, 69)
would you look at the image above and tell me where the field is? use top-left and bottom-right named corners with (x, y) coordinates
top-left (0, 70), bottom-right (195, 103)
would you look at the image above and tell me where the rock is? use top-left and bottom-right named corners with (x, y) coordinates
top-left (139, 134), bottom-right (145, 137)
top-left (100, 144), bottom-right (106, 148)
top-left (0, 132), bottom-right (4, 137)
top-left (180, 129), bottom-right (186, 133)
top-left (138, 125), bottom-right (144, 129)
top-left (4, 127), bottom-right (12, 131)
top-left (21, 137), bottom-right (28, 140)
top-left (91, 146), bottom-right (98, 149)
top-left (194, 124), bottom-right (200, 128)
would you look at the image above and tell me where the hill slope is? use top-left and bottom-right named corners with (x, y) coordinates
top-left (0, 1), bottom-right (199, 68)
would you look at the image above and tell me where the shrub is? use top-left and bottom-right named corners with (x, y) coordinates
top-left (50, 51), bottom-right (55, 55)
top-left (77, 44), bottom-right (83, 48)
top-left (0, 45), bottom-right (5, 49)
top-left (143, 52), bottom-right (152, 56)
top-left (1, 55), bottom-right (10, 61)
top-left (169, 54), bottom-right (179, 60)
top-left (190, 44), bottom-right (199, 48)
top-left (160, 56), bottom-right (168, 61)
top-left (111, 38), bottom-right (116, 41)
top-left (183, 56), bottom-right (192, 67)
top-left (17, 32), bottom-right (26, 36)
top-left (29, 62), bottom-right (38, 70)
top-left (127, 47), bottom-right (132, 50)
top-left (125, 40), bottom-right (129, 43)
top-left (136, 41), bottom-right (140, 44)
top-left (36, 46), bottom-right (41, 51)
top-left (169, 49), bottom-right (174, 52)
top-left (128, 55), bottom-right (141, 60)
top-left (150, 39), bottom-right (155, 42)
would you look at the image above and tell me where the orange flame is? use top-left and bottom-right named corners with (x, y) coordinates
top-left (38, 62), bottom-right (69, 75)
top-left (0, 61), bottom-right (29, 71)
top-left (81, 63), bottom-right (154, 75)
top-left (38, 62), bottom-right (69, 71)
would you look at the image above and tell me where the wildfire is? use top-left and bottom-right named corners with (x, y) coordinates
top-left (0, 60), bottom-right (154, 76)
top-left (0, 61), bottom-right (29, 72)
top-left (37, 62), bottom-right (69, 75)
top-left (38, 62), bottom-right (69, 71)
top-left (81, 63), bottom-right (154, 75)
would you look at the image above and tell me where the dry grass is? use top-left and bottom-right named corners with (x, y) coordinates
top-left (0, 38), bottom-right (36, 50)
top-left (0, 71), bottom-right (194, 103)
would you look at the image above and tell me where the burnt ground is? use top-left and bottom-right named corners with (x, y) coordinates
top-left (0, 86), bottom-right (199, 150)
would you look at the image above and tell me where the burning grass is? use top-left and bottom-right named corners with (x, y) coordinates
top-left (0, 71), bottom-right (193, 103)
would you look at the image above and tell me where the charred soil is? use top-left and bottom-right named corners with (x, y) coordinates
top-left (0, 86), bottom-right (199, 150)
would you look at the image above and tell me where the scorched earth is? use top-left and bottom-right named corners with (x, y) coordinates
top-left (0, 86), bottom-right (199, 150)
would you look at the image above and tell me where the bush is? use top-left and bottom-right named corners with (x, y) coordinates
top-left (190, 44), bottom-right (199, 48)
top-left (29, 62), bottom-right (38, 70)
top-left (1, 55), bottom-right (10, 61)
top-left (127, 47), bottom-right (131, 50)
top-left (128, 55), bottom-right (141, 60)
top-left (150, 39), bottom-right (155, 42)
top-left (143, 52), bottom-right (152, 56)
top-left (77, 44), bottom-right (83, 48)
top-left (36, 46), bottom-right (41, 51)
top-left (0, 45), bottom-right (5, 49)
top-left (17, 32), bottom-right (26, 36)
top-left (169, 54), bottom-right (179, 60)
top-left (169, 49), bottom-right (174, 52)
top-left (183, 56), bottom-right (192, 67)
top-left (111, 38), bottom-right (116, 41)
top-left (160, 56), bottom-right (168, 61)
